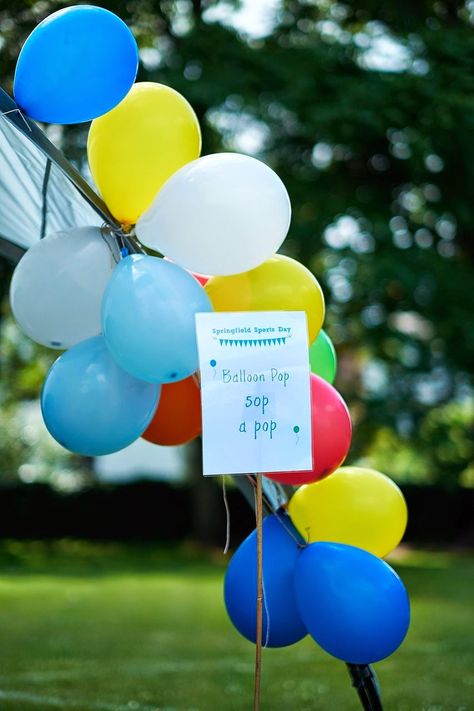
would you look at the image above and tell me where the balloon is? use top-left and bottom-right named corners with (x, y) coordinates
top-left (14, 6), bottom-right (138, 124)
top-left (87, 82), bottom-right (201, 224)
top-left (9, 227), bottom-right (117, 349)
top-left (163, 257), bottom-right (209, 286)
top-left (224, 514), bottom-right (307, 648)
top-left (41, 336), bottom-right (159, 456)
top-left (205, 255), bottom-right (325, 343)
top-left (102, 255), bottom-right (212, 384)
top-left (142, 375), bottom-right (201, 446)
top-left (136, 153), bottom-right (291, 276)
top-left (192, 272), bottom-right (209, 287)
top-left (266, 374), bottom-right (352, 485)
top-left (309, 329), bottom-right (337, 383)
top-left (288, 467), bottom-right (408, 557)
top-left (295, 542), bottom-right (410, 663)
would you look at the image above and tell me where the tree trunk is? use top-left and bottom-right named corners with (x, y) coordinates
top-left (185, 437), bottom-right (222, 546)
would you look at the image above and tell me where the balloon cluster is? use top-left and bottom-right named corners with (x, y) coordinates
top-left (9, 5), bottom-right (411, 666)
top-left (8, 5), bottom-right (348, 460)
top-left (225, 467), bottom-right (410, 663)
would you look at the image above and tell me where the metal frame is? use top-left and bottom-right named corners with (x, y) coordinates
top-left (0, 88), bottom-right (383, 711)
top-left (0, 234), bottom-right (25, 263)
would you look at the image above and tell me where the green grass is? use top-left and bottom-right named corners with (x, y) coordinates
top-left (0, 540), bottom-right (472, 711)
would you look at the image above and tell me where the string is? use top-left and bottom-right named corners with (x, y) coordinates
top-left (221, 476), bottom-right (231, 555)
top-left (100, 224), bottom-right (121, 265)
top-left (261, 568), bottom-right (271, 649)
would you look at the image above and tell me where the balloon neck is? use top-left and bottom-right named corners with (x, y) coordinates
top-left (120, 246), bottom-right (129, 258)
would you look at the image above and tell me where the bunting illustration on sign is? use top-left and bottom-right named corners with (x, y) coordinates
top-left (217, 337), bottom-right (289, 347)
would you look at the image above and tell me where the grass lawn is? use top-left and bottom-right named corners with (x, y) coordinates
top-left (0, 540), bottom-right (472, 711)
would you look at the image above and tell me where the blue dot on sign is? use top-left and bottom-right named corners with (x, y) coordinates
top-left (293, 425), bottom-right (300, 434)
top-left (210, 359), bottom-right (216, 367)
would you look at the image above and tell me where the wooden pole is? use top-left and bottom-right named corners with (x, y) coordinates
top-left (254, 473), bottom-right (263, 711)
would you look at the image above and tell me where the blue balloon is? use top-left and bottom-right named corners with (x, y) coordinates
top-left (224, 514), bottom-right (307, 648)
top-left (14, 5), bottom-right (138, 124)
top-left (41, 336), bottom-right (159, 456)
top-left (102, 255), bottom-right (212, 384)
top-left (295, 542), bottom-right (410, 663)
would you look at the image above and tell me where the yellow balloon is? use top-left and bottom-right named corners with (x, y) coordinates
top-left (205, 255), bottom-right (325, 343)
top-left (288, 466), bottom-right (407, 558)
top-left (87, 82), bottom-right (201, 225)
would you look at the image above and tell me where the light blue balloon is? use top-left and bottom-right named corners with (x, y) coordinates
top-left (295, 542), bottom-right (410, 664)
top-left (14, 5), bottom-right (138, 124)
top-left (41, 336), bottom-right (160, 456)
top-left (102, 255), bottom-right (213, 384)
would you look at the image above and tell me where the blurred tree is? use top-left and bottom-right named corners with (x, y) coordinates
top-left (0, 0), bottom-right (473, 487)
top-left (361, 399), bottom-right (474, 489)
top-left (0, 305), bottom-right (94, 490)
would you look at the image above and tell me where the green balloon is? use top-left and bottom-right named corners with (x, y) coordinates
top-left (309, 329), bottom-right (337, 383)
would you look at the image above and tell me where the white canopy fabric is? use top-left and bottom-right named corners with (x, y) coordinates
top-left (0, 86), bottom-right (118, 265)
top-left (0, 113), bottom-right (100, 255)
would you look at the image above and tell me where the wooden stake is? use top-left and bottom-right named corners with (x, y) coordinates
top-left (254, 473), bottom-right (263, 711)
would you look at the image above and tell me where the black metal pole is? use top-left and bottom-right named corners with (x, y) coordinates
top-left (347, 663), bottom-right (383, 711)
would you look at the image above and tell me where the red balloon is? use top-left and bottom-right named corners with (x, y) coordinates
top-left (164, 258), bottom-right (209, 286)
top-left (142, 375), bottom-right (201, 446)
top-left (266, 374), bottom-right (352, 486)
top-left (192, 272), bottom-right (209, 286)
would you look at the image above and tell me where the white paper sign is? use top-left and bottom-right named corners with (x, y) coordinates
top-left (195, 311), bottom-right (312, 476)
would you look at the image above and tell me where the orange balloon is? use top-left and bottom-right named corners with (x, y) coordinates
top-left (142, 375), bottom-right (201, 446)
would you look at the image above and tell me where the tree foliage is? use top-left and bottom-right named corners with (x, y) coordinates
top-left (0, 0), bottom-right (473, 486)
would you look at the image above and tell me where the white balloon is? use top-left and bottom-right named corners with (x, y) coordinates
top-left (136, 153), bottom-right (291, 276)
top-left (10, 226), bottom-right (118, 349)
